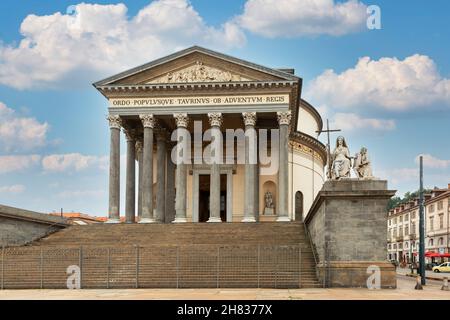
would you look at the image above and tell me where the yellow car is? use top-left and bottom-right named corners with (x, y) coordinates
top-left (432, 262), bottom-right (450, 273)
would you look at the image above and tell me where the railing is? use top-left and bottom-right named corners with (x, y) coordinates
top-left (0, 244), bottom-right (312, 289)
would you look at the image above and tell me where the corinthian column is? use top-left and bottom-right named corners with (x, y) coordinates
top-left (207, 112), bottom-right (223, 223)
top-left (139, 114), bottom-right (156, 223)
top-left (136, 139), bottom-right (143, 217)
top-left (276, 111), bottom-right (292, 222)
top-left (106, 115), bottom-right (121, 223)
top-left (155, 128), bottom-right (167, 223)
top-left (242, 112), bottom-right (257, 222)
top-left (124, 128), bottom-right (136, 223)
top-left (173, 113), bottom-right (189, 223)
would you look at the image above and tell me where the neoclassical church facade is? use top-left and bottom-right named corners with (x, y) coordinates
top-left (94, 46), bottom-right (326, 223)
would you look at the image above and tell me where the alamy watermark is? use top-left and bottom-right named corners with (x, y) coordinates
top-left (367, 5), bottom-right (382, 30)
top-left (366, 265), bottom-right (381, 289)
top-left (170, 121), bottom-right (280, 176)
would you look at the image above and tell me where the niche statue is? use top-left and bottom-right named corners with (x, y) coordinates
top-left (263, 191), bottom-right (275, 215)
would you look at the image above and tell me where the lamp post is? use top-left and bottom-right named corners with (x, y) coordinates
top-left (419, 156), bottom-right (426, 286)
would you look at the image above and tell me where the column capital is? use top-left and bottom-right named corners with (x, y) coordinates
top-left (124, 128), bottom-right (137, 142)
top-left (242, 112), bottom-right (257, 127)
top-left (207, 112), bottom-right (223, 128)
top-left (173, 113), bottom-right (189, 128)
top-left (277, 111), bottom-right (292, 126)
top-left (107, 115), bottom-right (122, 129)
top-left (140, 114), bottom-right (156, 128)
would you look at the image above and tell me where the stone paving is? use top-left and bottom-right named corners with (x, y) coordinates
top-left (0, 276), bottom-right (448, 300)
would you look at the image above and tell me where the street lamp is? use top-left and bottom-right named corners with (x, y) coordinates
top-left (419, 156), bottom-right (426, 286)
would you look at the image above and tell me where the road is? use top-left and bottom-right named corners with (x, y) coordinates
top-left (397, 267), bottom-right (450, 280)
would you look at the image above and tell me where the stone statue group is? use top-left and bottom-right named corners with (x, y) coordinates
top-left (262, 135), bottom-right (374, 214)
top-left (330, 136), bottom-right (373, 180)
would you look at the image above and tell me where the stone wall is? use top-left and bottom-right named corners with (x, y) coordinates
top-left (0, 205), bottom-right (68, 246)
top-left (305, 179), bottom-right (397, 288)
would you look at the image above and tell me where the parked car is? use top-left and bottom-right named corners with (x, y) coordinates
top-left (432, 262), bottom-right (450, 273)
top-left (426, 262), bottom-right (439, 270)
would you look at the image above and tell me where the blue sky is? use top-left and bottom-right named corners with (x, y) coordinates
top-left (0, 0), bottom-right (449, 215)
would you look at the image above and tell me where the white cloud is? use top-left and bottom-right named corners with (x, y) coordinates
top-left (415, 154), bottom-right (450, 169)
top-left (0, 184), bottom-right (26, 194)
top-left (0, 102), bottom-right (49, 151)
top-left (0, 154), bottom-right (41, 174)
top-left (57, 189), bottom-right (105, 198)
top-left (332, 113), bottom-right (395, 131)
top-left (42, 153), bottom-right (108, 172)
top-left (305, 54), bottom-right (450, 111)
top-left (378, 168), bottom-right (419, 185)
top-left (237, 0), bottom-right (367, 37)
top-left (0, 0), bottom-right (245, 89)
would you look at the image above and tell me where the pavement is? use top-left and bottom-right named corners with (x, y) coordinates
top-left (0, 275), bottom-right (448, 300)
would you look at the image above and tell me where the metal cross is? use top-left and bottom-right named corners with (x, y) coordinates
top-left (316, 119), bottom-right (341, 179)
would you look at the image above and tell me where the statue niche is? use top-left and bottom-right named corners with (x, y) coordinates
top-left (263, 191), bottom-right (275, 215)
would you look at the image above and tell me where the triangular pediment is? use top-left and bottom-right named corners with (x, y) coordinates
top-left (147, 61), bottom-right (252, 84)
top-left (94, 46), bottom-right (300, 87)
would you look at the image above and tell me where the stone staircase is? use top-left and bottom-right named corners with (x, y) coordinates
top-left (1, 222), bottom-right (321, 289)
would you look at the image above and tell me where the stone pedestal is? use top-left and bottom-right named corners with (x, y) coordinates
top-left (305, 179), bottom-right (397, 288)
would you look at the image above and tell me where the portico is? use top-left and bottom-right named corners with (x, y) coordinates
top-left (94, 46), bottom-right (327, 223)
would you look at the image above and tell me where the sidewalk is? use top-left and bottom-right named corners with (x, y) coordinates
top-left (0, 276), bottom-right (448, 300)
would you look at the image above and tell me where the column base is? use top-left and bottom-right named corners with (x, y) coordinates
top-left (242, 216), bottom-right (256, 223)
top-left (172, 217), bottom-right (187, 223)
top-left (276, 216), bottom-right (290, 222)
top-left (105, 218), bottom-right (121, 224)
top-left (207, 217), bottom-right (222, 223)
top-left (139, 218), bottom-right (156, 224)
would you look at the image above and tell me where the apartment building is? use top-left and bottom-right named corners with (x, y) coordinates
top-left (387, 183), bottom-right (450, 263)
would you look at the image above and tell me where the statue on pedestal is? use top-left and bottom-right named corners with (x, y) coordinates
top-left (330, 136), bottom-right (352, 180)
top-left (263, 191), bottom-right (275, 215)
top-left (353, 147), bottom-right (373, 179)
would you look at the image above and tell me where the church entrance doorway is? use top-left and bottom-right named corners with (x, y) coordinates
top-left (198, 174), bottom-right (227, 222)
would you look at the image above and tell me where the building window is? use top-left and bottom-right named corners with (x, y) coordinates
top-left (439, 214), bottom-right (444, 229)
top-left (411, 222), bottom-right (416, 234)
top-left (405, 242), bottom-right (409, 249)
top-left (405, 214), bottom-right (409, 221)
top-left (393, 244), bottom-right (397, 249)
top-left (394, 217), bottom-right (397, 224)
top-left (429, 204), bottom-right (435, 213)
top-left (399, 227), bottom-right (403, 237)
top-left (399, 216), bottom-right (403, 222)
top-left (437, 201), bottom-right (443, 211)
top-left (438, 237), bottom-right (444, 246)
top-left (429, 239), bottom-right (434, 247)
top-left (405, 225), bottom-right (409, 235)
top-left (388, 244), bottom-right (391, 250)
top-left (429, 217), bottom-right (434, 231)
